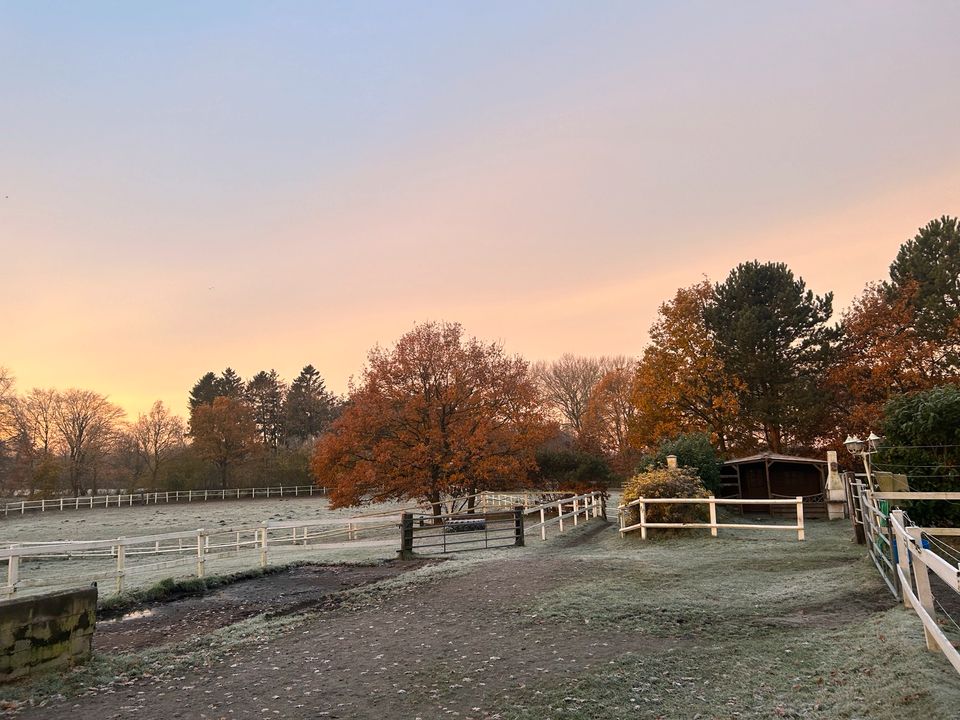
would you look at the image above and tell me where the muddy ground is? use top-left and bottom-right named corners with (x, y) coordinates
top-left (6, 520), bottom-right (960, 720)
top-left (95, 562), bottom-right (435, 654)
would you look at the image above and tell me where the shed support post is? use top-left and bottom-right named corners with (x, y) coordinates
top-left (796, 497), bottom-right (805, 541)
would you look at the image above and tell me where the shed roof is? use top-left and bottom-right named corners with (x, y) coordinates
top-left (722, 452), bottom-right (826, 467)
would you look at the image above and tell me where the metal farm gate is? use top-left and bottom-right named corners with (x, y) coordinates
top-left (399, 507), bottom-right (525, 556)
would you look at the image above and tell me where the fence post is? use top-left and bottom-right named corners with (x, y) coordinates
top-left (6, 548), bottom-right (20, 597)
top-left (197, 531), bottom-right (206, 578)
top-left (540, 507), bottom-right (547, 541)
top-left (573, 497), bottom-right (579, 526)
top-left (844, 472), bottom-right (866, 544)
top-left (796, 496), bottom-right (805, 541)
top-left (891, 509), bottom-right (911, 609)
top-left (116, 539), bottom-right (126, 594)
top-left (558, 501), bottom-right (564, 533)
top-left (639, 499), bottom-right (647, 540)
top-left (907, 527), bottom-right (940, 652)
top-left (259, 526), bottom-right (269, 568)
top-left (514, 506), bottom-right (525, 547)
top-left (709, 496), bottom-right (718, 537)
top-left (399, 512), bottom-right (415, 559)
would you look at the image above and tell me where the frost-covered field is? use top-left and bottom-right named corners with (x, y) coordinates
top-left (0, 496), bottom-right (410, 542)
top-left (1, 496), bottom-right (416, 597)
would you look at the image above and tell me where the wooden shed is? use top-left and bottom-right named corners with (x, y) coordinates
top-left (718, 452), bottom-right (827, 517)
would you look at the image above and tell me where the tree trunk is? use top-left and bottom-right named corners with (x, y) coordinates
top-left (429, 488), bottom-right (442, 523)
top-left (765, 424), bottom-right (783, 454)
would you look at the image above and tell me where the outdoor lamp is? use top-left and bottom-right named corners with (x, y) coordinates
top-left (867, 432), bottom-right (883, 451)
top-left (844, 435), bottom-right (864, 454)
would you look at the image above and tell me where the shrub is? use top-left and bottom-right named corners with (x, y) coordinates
top-left (637, 432), bottom-right (722, 493)
top-left (621, 467), bottom-right (710, 528)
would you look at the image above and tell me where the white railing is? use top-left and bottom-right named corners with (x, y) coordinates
top-left (521, 491), bottom-right (605, 541)
top-left (1, 484), bottom-right (327, 517)
top-left (617, 496), bottom-right (805, 541)
top-left (0, 489), bottom-right (609, 598)
top-left (0, 514), bottom-right (397, 599)
top-left (889, 509), bottom-right (960, 674)
top-left (479, 491), bottom-right (575, 510)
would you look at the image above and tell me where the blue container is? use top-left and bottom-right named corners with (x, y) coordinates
top-left (891, 536), bottom-right (930, 564)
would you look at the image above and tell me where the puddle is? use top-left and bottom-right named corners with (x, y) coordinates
top-left (100, 608), bottom-right (154, 624)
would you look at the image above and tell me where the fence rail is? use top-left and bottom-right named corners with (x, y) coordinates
top-left (889, 509), bottom-right (960, 674)
top-left (2, 489), bottom-right (609, 597)
top-left (617, 496), bottom-right (805, 541)
top-left (521, 491), bottom-right (605, 540)
top-left (1, 513), bottom-right (397, 598)
top-left (850, 477), bottom-right (960, 675)
top-left (2, 484), bottom-right (327, 517)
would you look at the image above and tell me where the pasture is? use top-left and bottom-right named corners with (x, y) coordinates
top-left (0, 496), bottom-right (409, 599)
top-left (4, 510), bottom-right (960, 719)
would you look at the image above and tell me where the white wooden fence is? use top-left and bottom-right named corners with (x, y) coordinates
top-left (618, 496), bottom-right (805, 541)
top-left (1, 515), bottom-right (397, 598)
top-left (2, 490), bottom-right (608, 599)
top-left (889, 508), bottom-right (960, 673)
top-left (850, 479), bottom-right (960, 675)
top-left (2, 484), bottom-right (327, 517)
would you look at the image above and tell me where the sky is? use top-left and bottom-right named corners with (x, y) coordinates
top-left (2, 1), bottom-right (959, 418)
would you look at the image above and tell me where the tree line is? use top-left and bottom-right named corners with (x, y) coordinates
top-left (313, 216), bottom-right (960, 512)
top-left (0, 364), bottom-right (340, 497)
top-left (2, 216), bottom-right (956, 507)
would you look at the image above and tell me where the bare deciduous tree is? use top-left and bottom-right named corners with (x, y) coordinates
top-left (52, 389), bottom-right (125, 495)
top-left (532, 355), bottom-right (632, 435)
top-left (14, 387), bottom-right (59, 456)
top-left (532, 355), bottom-right (603, 434)
top-left (132, 400), bottom-right (186, 487)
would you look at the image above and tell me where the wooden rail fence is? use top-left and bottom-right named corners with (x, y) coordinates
top-left (889, 509), bottom-right (960, 674)
top-left (618, 496), bottom-right (805, 541)
top-left (1, 515), bottom-right (396, 598)
top-left (849, 478), bottom-right (960, 674)
top-left (2, 490), bottom-right (608, 598)
top-left (2, 484), bottom-right (327, 517)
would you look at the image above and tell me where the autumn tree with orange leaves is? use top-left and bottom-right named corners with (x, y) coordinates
top-left (311, 322), bottom-right (548, 516)
top-left (581, 364), bottom-right (640, 474)
top-left (829, 283), bottom-right (960, 433)
top-left (630, 281), bottom-right (744, 454)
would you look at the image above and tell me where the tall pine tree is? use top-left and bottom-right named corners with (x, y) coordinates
top-left (285, 365), bottom-right (337, 443)
top-left (704, 261), bottom-right (838, 452)
top-left (246, 370), bottom-right (286, 449)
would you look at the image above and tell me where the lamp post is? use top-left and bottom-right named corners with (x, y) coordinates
top-left (844, 432), bottom-right (883, 489)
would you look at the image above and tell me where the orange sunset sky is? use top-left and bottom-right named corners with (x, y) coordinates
top-left (3, 2), bottom-right (960, 418)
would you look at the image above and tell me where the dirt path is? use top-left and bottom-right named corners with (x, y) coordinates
top-left (10, 520), bottom-right (960, 719)
top-left (17, 525), bottom-right (638, 720)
